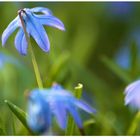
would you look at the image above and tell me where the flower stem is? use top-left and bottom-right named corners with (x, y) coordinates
top-left (127, 111), bottom-right (140, 135)
top-left (29, 46), bottom-right (43, 89)
top-left (18, 10), bottom-right (43, 89)
top-left (65, 83), bottom-right (85, 136)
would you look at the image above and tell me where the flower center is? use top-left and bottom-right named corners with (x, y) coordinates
top-left (18, 9), bottom-right (27, 28)
top-left (18, 9), bottom-right (26, 15)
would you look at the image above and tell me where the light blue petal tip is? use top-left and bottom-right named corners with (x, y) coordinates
top-left (53, 102), bottom-right (67, 129)
top-left (2, 16), bottom-right (19, 46)
top-left (67, 105), bottom-right (83, 128)
top-left (36, 15), bottom-right (65, 31)
top-left (76, 100), bottom-right (96, 114)
top-left (31, 7), bottom-right (53, 15)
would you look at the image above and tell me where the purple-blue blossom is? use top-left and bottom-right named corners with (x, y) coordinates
top-left (107, 2), bottom-right (133, 19)
top-left (27, 84), bottom-right (96, 133)
top-left (2, 7), bottom-right (65, 55)
top-left (115, 45), bottom-right (130, 69)
top-left (115, 28), bottom-right (140, 69)
top-left (124, 80), bottom-right (140, 109)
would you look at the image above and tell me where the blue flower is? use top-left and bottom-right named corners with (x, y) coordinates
top-left (114, 28), bottom-right (140, 69)
top-left (2, 7), bottom-right (65, 55)
top-left (27, 84), bottom-right (96, 133)
top-left (115, 45), bottom-right (130, 69)
top-left (124, 80), bottom-right (140, 109)
top-left (107, 2), bottom-right (133, 19)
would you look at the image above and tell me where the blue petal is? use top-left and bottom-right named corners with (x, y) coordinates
top-left (124, 81), bottom-right (140, 105)
top-left (125, 80), bottom-right (140, 95)
top-left (22, 35), bottom-right (28, 55)
top-left (26, 13), bottom-right (50, 52)
top-left (36, 15), bottom-right (65, 31)
top-left (27, 90), bottom-right (51, 133)
top-left (52, 100), bottom-right (67, 129)
top-left (76, 100), bottom-right (96, 114)
top-left (30, 7), bottom-right (53, 15)
top-left (15, 29), bottom-right (27, 55)
top-left (27, 103), bottom-right (43, 132)
top-left (67, 104), bottom-right (83, 128)
top-left (27, 102), bottom-right (51, 133)
top-left (2, 16), bottom-right (19, 46)
top-left (125, 86), bottom-right (140, 105)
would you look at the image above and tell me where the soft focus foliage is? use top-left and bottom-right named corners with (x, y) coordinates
top-left (0, 2), bottom-right (140, 135)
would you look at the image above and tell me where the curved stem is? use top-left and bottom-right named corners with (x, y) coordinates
top-left (18, 10), bottom-right (43, 89)
top-left (127, 111), bottom-right (140, 135)
top-left (65, 83), bottom-right (85, 136)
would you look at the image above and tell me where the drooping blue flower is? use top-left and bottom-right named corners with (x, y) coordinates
top-left (2, 7), bottom-right (65, 55)
top-left (124, 80), bottom-right (140, 109)
top-left (27, 84), bottom-right (96, 133)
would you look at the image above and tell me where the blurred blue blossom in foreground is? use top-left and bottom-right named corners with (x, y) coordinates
top-left (115, 46), bottom-right (130, 69)
top-left (2, 7), bottom-right (65, 55)
top-left (107, 2), bottom-right (133, 19)
top-left (115, 28), bottom-right (140, 69)
top-left (124, 80), bottom-right (140, 109)
top-left (27, 84), bottom-right (96, 133)
top-left (0, 52), bottom-right (19, 69)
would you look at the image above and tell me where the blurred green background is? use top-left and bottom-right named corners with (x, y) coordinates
top-left (0, 2), bottom-right (140, 136)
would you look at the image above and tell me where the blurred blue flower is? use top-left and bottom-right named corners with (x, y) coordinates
top-left (115, 45), bottom-right (130, 69)
top-left (124, 80), bottom-right (140, 109)
top-left (115, 28), bottom-right (140, 69)
top-left (107, 2), bottom-right (133, 19)
top-left (0, 52), bottom-right (19, 69)
top-left (27, 84), bottom-right (96, 133)
top-left (2, 7), bottom-right (65, 55)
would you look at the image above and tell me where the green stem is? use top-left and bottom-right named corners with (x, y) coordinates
top-left (65, 83), bottom-right (85, 136)
top-left (12, 114), bottom-right (16, 135)
top-left (75, 83), bottom-right (83, 99)
top-left (29, 46), bottom-right (43, 89)
top-left (18, 10), bottom-right (43, 89)
top-left (127, 111), bottom-right (140, 135)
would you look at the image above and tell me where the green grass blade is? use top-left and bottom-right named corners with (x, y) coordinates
top-left (127, 111), bottom-right (140, 135)
top-left (0, 128), bottom-right (6, 136)
top-left (4, 100), bottom-right (33, 134)
top-left (49, 52), bottom-right (70, 80)
top-left (74, 83), bottom-right (83, 99)
top-left (84, 119), bottom-right (95, 127)
top-left (130, 41), bottom-right (139, 78)
top-left (0, 116), bottom-right (6, 136)
top-left (12, 114), bottom-right (16, 135)
top-left (101, 56), bottom-right (132, 84)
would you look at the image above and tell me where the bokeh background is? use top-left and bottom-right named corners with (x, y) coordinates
top-left (0, 2), bottom-right (140, 136)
